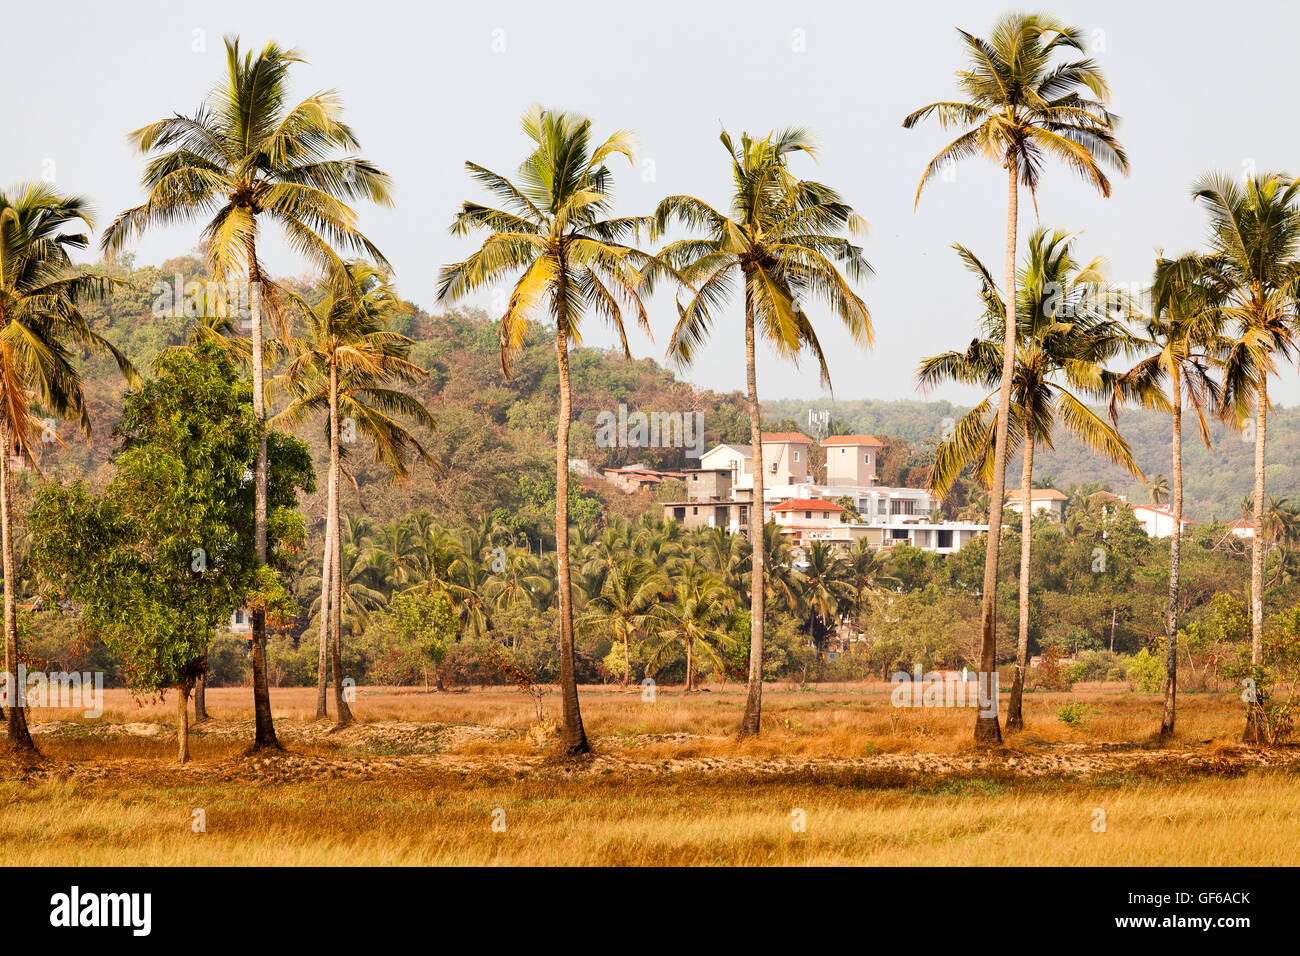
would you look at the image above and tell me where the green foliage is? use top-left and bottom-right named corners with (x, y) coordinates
top-left (1057, 701), bottom-right (1100, 726)
top-left (29, 344), bottom-right (313, 695)
top-left (1127, 646), bottom-right (1165, 693)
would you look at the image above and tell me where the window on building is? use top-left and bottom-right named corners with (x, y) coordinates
top-left (793, 450), bottom-right (801, 462)
top-left (804, 510), bottom-right (812, 519)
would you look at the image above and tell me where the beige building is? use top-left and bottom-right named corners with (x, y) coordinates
top-left (1004, 488), bottom-right (1068, 521)
top-left (822, 434), bottom-right (883, 487)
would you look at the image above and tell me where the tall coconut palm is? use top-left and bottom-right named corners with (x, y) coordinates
top-left (0, 183), bottom-right (139, 754)
top-left (904, 12), bottom-right (1127, 744)
top-left (274, 263), bottom-right (434, 725)
top-left (1119, 259), bottom-right (1227, 738)
top-left (1165, 173), bottom-right (1300, 690)
top-left (920, 228), bottom-right (1145, 731)
top-left (102, 36), bottom-right (393, 751)
top-left (654, 127), bottom-right (873, 738)
top-left (437, 106), bottom-right (663, 757)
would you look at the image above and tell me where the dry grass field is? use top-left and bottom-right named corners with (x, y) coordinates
top-left (3, 682), bottom-right (1298, 865)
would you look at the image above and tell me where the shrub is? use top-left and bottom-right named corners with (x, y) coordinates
top-left (1057, 701), bottom-right (1099, 726)
top-left (1126, 646), bottom-right (1164, 693)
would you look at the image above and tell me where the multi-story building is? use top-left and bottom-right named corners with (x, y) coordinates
top-left (661, 432), bottom-right (988, 554)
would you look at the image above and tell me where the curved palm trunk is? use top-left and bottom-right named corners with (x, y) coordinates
top-left (1, 425), bottom-right (35, 755)
top-left (554, 309), bottom-right (589, 756)
top-left (248, 265), bottom-right (281, 751)
top-left (1160, 367), bottom-right (1183, 740)
top-left (1006, 425), bottom-right (1034, 731)
top-left (739, 285), bottom-right (766, 739)
top-left (972, 163), bottom-right (1020, 746)
top-left (1245, 376), bottom-right (1267, 743)
top-left (330, 364), bottom-right (353, 729)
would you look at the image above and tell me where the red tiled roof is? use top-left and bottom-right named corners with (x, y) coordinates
top-left (821, 434), bottom-right (884, 447)
top-left (760, 431), bottom-right (813, 444)
top-left (771, 498), bottom-right (846, 513)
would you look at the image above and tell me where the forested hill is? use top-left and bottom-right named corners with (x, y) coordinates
top-left (766, 397), bottom-right (1300, 524)
top-left (43, 254), bottom-right (1300, 530)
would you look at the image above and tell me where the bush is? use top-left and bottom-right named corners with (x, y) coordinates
top-left (1057, 701), bottom-right (1099, 726)
top-left (1126, 646), bottom-right (1165, 693)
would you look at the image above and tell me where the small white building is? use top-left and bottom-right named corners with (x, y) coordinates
top-left (1130, 503), bottom-right (1194, 538)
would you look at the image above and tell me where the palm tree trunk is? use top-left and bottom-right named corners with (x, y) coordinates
top-left (329, 363), bottom-right (353, 729)
top-left (0, 424), bottom-right (34, 755)
top-left (315, 371), bottom-right (338, 721)
top-left (622, 628), bottom-right (630, 688)
top-left (685, 634), bottom-right (694, 693)
top-left (739, 284), bottom-right (766, 739)
top-left (554, 308), bottom-right (590, 756)
top-left (314, 500), bottom-right (333, 719)
top-left (1245, 375), bottom-right (1267, 743)
top-left (1006, 425), bottom-right (1034, 731)
top-left (1161, 367), bottom-right (1182, 740)
top-left (1250, 377), bottom-right (1266, 666)
top-left (248, 263), bottom-right (280, 751)
top-left (972, 163), bottom-right (1020, 746)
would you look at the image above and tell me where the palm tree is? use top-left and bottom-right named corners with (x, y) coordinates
top-left (274, 263), bottom-right (434, 725)
top-left (103, 36), bottom-right (393, 751)
top-left (799, 541), bottom-right (854, 653)
top-left (437, 106), bottom-right (663, 757)
top-left (904, 12), bottom-right (1127, 744)
top-left (647, 568), bottom-right (734, 692)
top-left (1146, 474), bottom-right (1170, 506)
top-left (844, 539), bottom-right (899, 621)
top-left (1118, 259), bottom-right (1226, 738)
top-left (920, 228), bottom-right (1145, 731)
top-left (0, 183), bottom-right (139, 754)
top-left (583, 557), bottom-right (665, 686)
top-left (1166, 173), bottom-right (1300, 687)
top-left (654, 127), bottom-right (873, 738)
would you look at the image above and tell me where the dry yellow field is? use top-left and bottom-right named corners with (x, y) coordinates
top-left (3, 683), bottom-right (1298, 865)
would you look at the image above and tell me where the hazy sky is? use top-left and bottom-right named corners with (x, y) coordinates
top-left (5, 0), bottom-right (1300, 409)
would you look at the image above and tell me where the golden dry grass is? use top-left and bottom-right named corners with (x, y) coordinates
top-left (5, 683), bottom-right (1298, 865)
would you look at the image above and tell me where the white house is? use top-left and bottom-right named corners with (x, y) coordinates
top-left (1130, 503), bottom-right (1194, 538)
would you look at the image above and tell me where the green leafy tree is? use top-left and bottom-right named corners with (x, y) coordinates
top-left (30, 343), bottom-right (310, 761)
